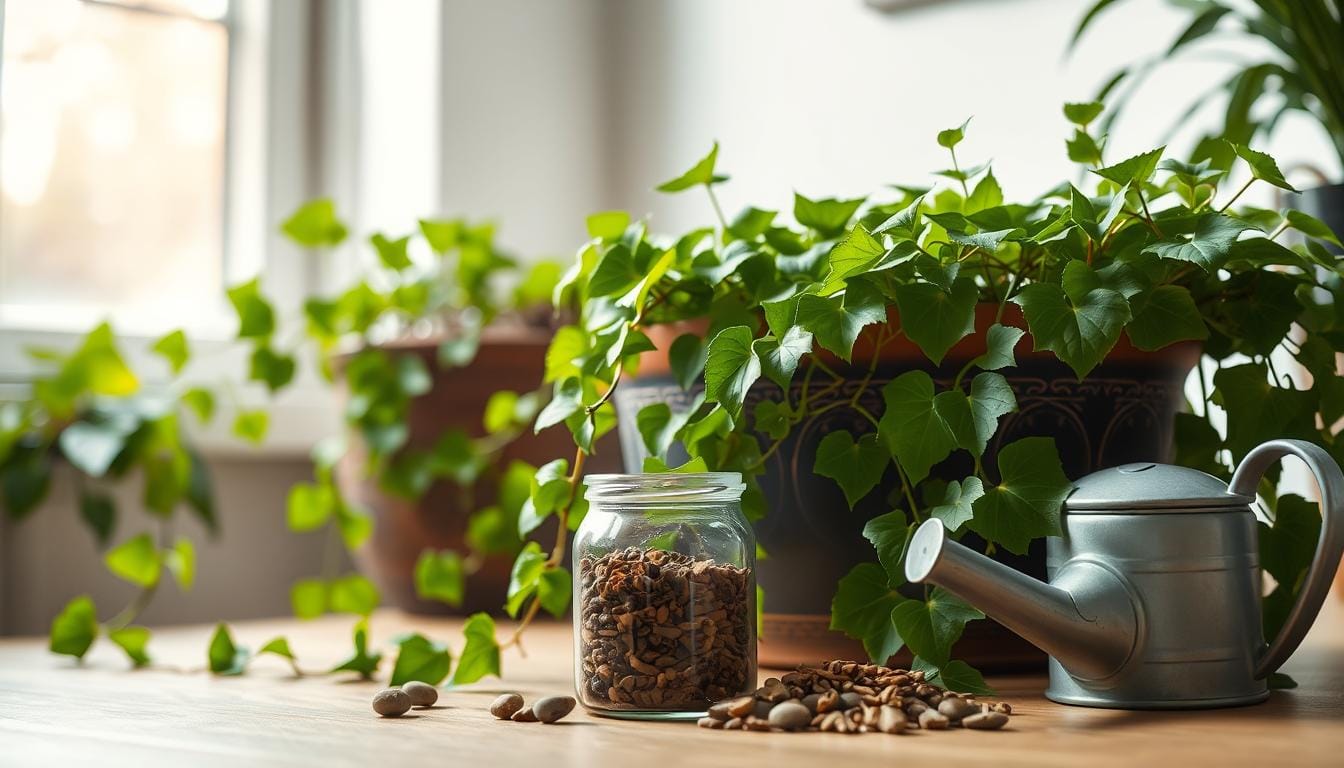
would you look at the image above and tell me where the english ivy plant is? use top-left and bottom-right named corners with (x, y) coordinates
top-left (228, 200), bottom-right (560, 683)
top-left (2, 324), bottom-right (218, 667)
top-left (492, 106), bottom-right (1343, 691)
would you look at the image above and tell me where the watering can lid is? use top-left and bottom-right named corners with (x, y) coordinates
top-left (1065, 462), bottom-right (1253, 511)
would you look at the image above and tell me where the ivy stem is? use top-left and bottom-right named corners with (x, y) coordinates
top-left (106, 520), bottom-right (171, 630)
top-left (1218, 178), bottom-right (1255, 213)
top-left (950, 147), bottom-right (969, 197)
top-left (1135, 190), bottom-right (1163, 238)
top-left (895, 462), bottom-right (922, 522)
top-left (502, 447), bottom-right (589, 655)
top-left (706, 184), bottom-right (729, 236)
top-left (1267, 220), bottom-right (1290, 241)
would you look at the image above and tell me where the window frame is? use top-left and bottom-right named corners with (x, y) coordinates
top-left (0, 0), bottom-right (338, 455)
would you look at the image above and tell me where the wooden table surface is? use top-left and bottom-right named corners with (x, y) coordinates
top-left (2, 598), bottom-right (1343, 768)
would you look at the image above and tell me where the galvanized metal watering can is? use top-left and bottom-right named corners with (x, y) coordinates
top-left (905, 439), bottom-right (1344, 709)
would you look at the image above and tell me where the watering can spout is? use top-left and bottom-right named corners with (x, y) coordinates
top-left (904, 519), bottom-right (1139, 682)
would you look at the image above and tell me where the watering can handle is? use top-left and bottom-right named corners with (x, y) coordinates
top-left (1229, 439), bottom-right (1344, 678)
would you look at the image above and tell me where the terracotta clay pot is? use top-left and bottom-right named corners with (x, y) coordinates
top-left (615, 305), bottom-right (1201, 669)
top-left (336, 326), bottom-right (621, 614)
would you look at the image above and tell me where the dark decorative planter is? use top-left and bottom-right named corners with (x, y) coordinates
top-left (1297, 183), bottom-right (1344, 255)
top-left (614, 306), bottom-right (1200, 670)
top-left (336, 327), bottom-right (622, 615)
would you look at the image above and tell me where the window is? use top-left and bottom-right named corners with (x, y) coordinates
top-left (0, 0), bottom-right (234, 335)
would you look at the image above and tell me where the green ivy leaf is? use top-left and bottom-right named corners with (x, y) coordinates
top-left (451, 612), bottom-right (501, 686)
top-left (878, 371), bottom-right (958, 484)
top-left (829, 562), bottom-right (904, 664)
top-left (873, 196), bottom-right (924, 240)
top-left (287, 482), bottom-right (334, 532)
top-left (544, 326), bottom-right (586, 383)
top-left (1063, 101), bottom-right (1104, 127)
top-left (151, 330), bottom-right (190, 374)
top-left (893, 277), bottom-right (978, 365)
top-left (108, 626), bottom-right (151, 668)
top-left (891, 588), bottom-right (984, 666)
top-left (329, 574), bottom-right (379, 616)
top-left (795, 283), bottom-right (886, 362)
top-left (668, 334), bottom-right (708, 391)
top-left (419, 218), bottom-right (462, 253)
top-left (336, 505), bottom-right (373, 550)
top-left (232, 410), bottom-right (269, 444)
top-left (814, 432), bottom-right (888, 508)
top-left (636, 397), bottom-right (701, 460)
top-left (415, 550), bottom-right (465, 607)
top-left (753, 326), bottom-right (813, 389)
top-left (973, 323), bottom-right (1024, 371)
top-left (655, 142), bottom-right (727, 192)
top-left (1, 447), bottom-right (51, 521)
top-left (931, 477), bottom-right (984, 533)
top-left (969, 437), bottom-right (1070, 554)
top-left (49, 595), bottom-right (98, 659)
top-left (534, 377), bottom-right (583, 433)
top-left (1213, 362), bottom-right (1317, 460)
top-left (1259, 494), bottom-right (1320, 588)
top-left (821, 225), bottom-right (884, 294)
top-left (1231, 143), bottom-right (1298, 192)
top-left (587, 243), bottom-right (642, 298)
top-left (966, 372), bottom-right (1017, 457)
top-left (1125, 285), bottom-right (1208, 351)
top-left (59, 418), bottom-right (134, 478)
top-left (331, 619), bottom-right (382, 678)
top-left (937, 117), bottom-right (970, 149)
top-left (537, 568), bottom-right (572, 618)
top-left (728, 207), bottom-right (777, 240)
top-left (164, 537), bottom-right (195, 591)
top-left (247, 346), bottom-right (296, 393)
top-left (370, 233), bottom-right (413, 270)
top-left (965, 171), bottom-right (1003, 214)
top-left (912, 657), bottom-right (994, 696)
top-left (752, 400), bottom-right (791, 440)
top-left (181, 387), bottom-right (215, 423)
top-left (389, 633), bottom-right (452, 686)
top-left (79, 491), bottom-right (116, 547)
top-left (208, 623), bottom-right (249, 675)
top-left (586, 210), bottom-right (631, 240)
top-left (1285, 210), bottom-right (1342, 248)
top-left (643, 456), bottom-right (710, 473)
top-left (281, 199), bottom-right (347, 247)
top-left (862, 512), bottom-right (914, 587)
top-left (704, 326), bottom-right (761, 419)
top-left (290, 579), bottom-right (328, 619)
top-left (1143, 213), bottom-right (1249, 271)
top-left (104, 533), bottom-right (161, 588)
top-left (505, 542), bottom-right (548, 617)
top-left (794, 193), bottom-right (864, 237)
top-left (1093, 146), bottom-right (1165, 186)
top-left (226, 279), bottom-right (276, 339)
top-left (1015, 264), bottom-right (1130, 378)
top-left (256, 637), bottom-right (301, 675)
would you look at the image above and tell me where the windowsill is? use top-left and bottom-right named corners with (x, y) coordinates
top-left (0, 324), bottom-right (340, 460)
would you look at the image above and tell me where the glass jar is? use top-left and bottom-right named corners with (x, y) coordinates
top-left (573, 472), bottom-right (757, 720)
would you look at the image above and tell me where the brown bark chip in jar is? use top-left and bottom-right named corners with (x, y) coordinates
top-left (578, 547), bottom-right (752, 712)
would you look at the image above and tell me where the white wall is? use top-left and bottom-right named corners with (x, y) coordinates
top-left (603, 0), bottom-right (1338, 236)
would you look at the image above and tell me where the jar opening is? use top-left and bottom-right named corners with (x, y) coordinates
top-left (584, 472), bottom-right (746, 504)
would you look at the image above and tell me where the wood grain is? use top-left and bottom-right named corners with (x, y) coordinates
top-left (2, 599), bottom-right (1342, 767)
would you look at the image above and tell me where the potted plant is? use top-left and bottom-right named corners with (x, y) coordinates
top-left (492, 106), bottom-right (1342, 689)
top-left (234, 200), bottom-right (621, 619)
top-left (1072, 0), bottom-right (1344, 242)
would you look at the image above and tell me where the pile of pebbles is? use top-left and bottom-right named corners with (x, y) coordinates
top-left (372, 681), bottom-right (439, 717)
top-left (696, 660), bottom-right (1012, 734)
top-left (489, 693), bottom-right (577, 724)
